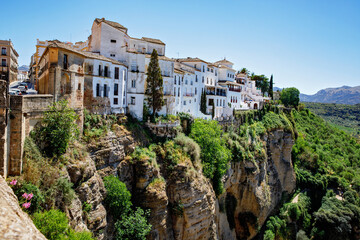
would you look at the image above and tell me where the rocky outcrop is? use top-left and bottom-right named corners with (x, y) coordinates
top-left (0, 176), bottom-right (46, 240)
top-left (219, 129), bottom-right (296, 239)
top-left (66, 155), bottom-right (108, 239)
top-left (89, 125), bottom-right (136, 170)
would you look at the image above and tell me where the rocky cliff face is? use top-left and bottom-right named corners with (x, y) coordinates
top-left (123, 128), bottom-right (296, 240)
top-left (0, 176), bottom-right (46, 240)
top-left (218, 129), bottom-right (296, 239)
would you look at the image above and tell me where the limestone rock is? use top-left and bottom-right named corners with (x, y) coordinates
top-left (0, 176), bottom-right (46, 240)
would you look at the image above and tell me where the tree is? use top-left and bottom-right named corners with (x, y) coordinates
top-left (269, 74), bottom-right (274, 100)
top-left (252, 74), bottom-right (269, 97)
top-left (239, 68), bottom-right (249, 75)
top-left (190, 119), bottom-right (231, 195)
top-left (32, 100), bottom-right (79, 157)
top-left (280, 87), bottom-right (300, 107)
top-left (145, 49), bottom-right (164, 119)
top-left (200, 89), bottom-right (207, 114)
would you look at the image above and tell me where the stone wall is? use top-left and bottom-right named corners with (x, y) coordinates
top-left (0, 80), bottom-right (9, 177)
top-left (8, 95), bottom-right (53, 176)
top-left (145, 120), bottom-right (180, 138)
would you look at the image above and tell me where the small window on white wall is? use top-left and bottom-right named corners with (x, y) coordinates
top-left (131, 97), bottom-right (135, 105)
top-left (131, 80), bottom-right (136, 88)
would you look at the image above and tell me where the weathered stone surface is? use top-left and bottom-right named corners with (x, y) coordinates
top-left (219, 129), bottom-right (296, 239)
top-left (0, 176), bottom-right (46, 240)
top-left (89, 126), bottom-right (136, 169)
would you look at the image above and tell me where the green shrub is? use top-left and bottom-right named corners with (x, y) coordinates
top-left (103, 176), bottom-right (132, 219)
top-left (190, 119), bottom-right (231, 195)
top-left (174, 133), bottom-right (201, 166)
top-left (33, 209), bottom-right (94, 240)
top-left (15, 182), bottom-right (45, 213)
top-left (32, 100), bottom-right (79, 157)
top-left (115, 207), bottom-right (152, 240)
top-left (82, 201), bottom-right (92, 213)
top-left (32, 209), bottom-right (70, 240)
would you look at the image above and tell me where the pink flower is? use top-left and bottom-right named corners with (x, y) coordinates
top-left (22, 202), bottom-right (31, 209)
top-left (10, 179), bottom-right (17, 186)
top-left (22, 193), bottom-right (28, 199)
top-left (27, 193), bottom-right (33, 200)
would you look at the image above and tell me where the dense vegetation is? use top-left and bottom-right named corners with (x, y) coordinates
top-left (264, 108), bottom-right (360, 240)
top-left (304, 102), bottom-right (360, 137)
top-left (103, 176), bottom-right (151, 240)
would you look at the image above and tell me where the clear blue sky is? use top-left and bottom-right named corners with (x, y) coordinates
top-left (1, 0), bottom-right (359, 94)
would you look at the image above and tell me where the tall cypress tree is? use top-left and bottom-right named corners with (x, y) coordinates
top-left (269, 74), bottom-right (274, 100)
top-left (145, 49), bottom-right (164, 119)
top-left (211, 101), bottom-right (215, 119)
top-left (200, 88), bottom-right (207, 114)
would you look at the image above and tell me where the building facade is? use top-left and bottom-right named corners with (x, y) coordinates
top-left (0, 40), bottom-right (18, 84)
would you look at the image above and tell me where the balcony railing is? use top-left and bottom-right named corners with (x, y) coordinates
top-left (130, 66), bottom-right (139, 72)
top-left (183, 93), bottom-right (194, 97)
top-left (206, 91), bottom-right (226, 97)
top-left (229, 88), bottom-right (241, 92)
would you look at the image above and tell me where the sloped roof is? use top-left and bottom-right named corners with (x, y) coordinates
top-left (47, 41), bottom-right (126, 66)
top-left (214, 58), bottom-right (234, 66)
top-left (94, 18), bottom-right (128, 32)
top-left (141, 37), bottom-right (165, 45)
top-left (176, 57), bottom-right (209, 64)
top-left (145, 54), bottom-right (173, 61)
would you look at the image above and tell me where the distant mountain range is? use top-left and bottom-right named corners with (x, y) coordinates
top-left (274, 86), bottom-right (360, 105)
top-left (18, 65), bottom-right (29, 72)
top-left (300, 86), bottom-right (360, 105)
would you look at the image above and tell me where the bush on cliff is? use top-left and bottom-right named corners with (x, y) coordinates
top-left (32, 209), bottom-right (94, 240)
top-left (103, 176), bottom-right (152, 240)
top-left (190, 119), bottom-right (231, 195)
top-left (31, 100), bottom-right (79, 157)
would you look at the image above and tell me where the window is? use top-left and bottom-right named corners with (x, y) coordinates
top-left (174, 87), bottom-right (176, 96)
top-left (111, 39), bottom-right (116, 43)
top-left (114, 98), bottom-right (118, 105)
top-left (1, 48), bottom-right (6, 55)
top-left (114, 67), bottom-right (119, 79)
top-left (174, 76), bottom-right (176, 85)
top-left (207, 78), bottom-right (209, 84)
top-left (202, 76), bottom-right (204, 83)
top-left (209, 98), bottom-right (214, 106)
top-left (96, 83), bottom-right (100, 97)
top-left (63, 54), bottom-right (68, 69)
top-left (194, 64), bottom-right (197, 69)
top-left (1, 59), bottom-right (6, 67)
top-left (131, 97), bottom-right (135, 105)
top-left (131, 80), bottom-right (136, 88)
top-left (211, 69), bottom-right (213, 73)
top-left (78, 83), bottom-right (81, 91)
top-left (98, 65), bottom-right (102, 76)
top-left (185, 79), bottom-right (188, 85)
top-left (195, 88), bottom-right (197, 95)
top-left (202, 66), bottom-right (205, 72)
top-left (215, 70), bottom-right (217, 76)
top-left (110, 54), bottom-right (115, 57)
top-left (217, 99), bottom-right (219, 106)
top-left (207, 67), bottom-right (209, 71)
top-left (103, 84), bottom-right (108, 97)
top-left (114, 83), bottom-right (119, 95)
top-left (178, 88), bottom-right (180, 97)
top-left (104, 66), bottom-right (109, 77)
top-left (183, 100), bottom-right (186, 105)
top-left (196, 75), bottom-right (198, 82)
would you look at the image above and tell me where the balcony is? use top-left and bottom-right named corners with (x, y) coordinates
top-left (183, 93), bottom-right (194, 97)
top-left (229, 88), bottom-right (241, 92)
top-left (1, 52), bottom-right (6, 56)
top-left (130, 66), bottom-right (139, 72)
top-left (164, 91), bottom-right (174, 96)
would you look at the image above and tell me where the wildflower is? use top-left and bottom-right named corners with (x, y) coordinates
top-left (9, 179), bottom-right (17, 186)
top-left (22, 193), bottom-right (28, 199)
top-left (22, 202), bottom-right (31, 209)
top-left (27, 193), bottom-right (33, 200)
